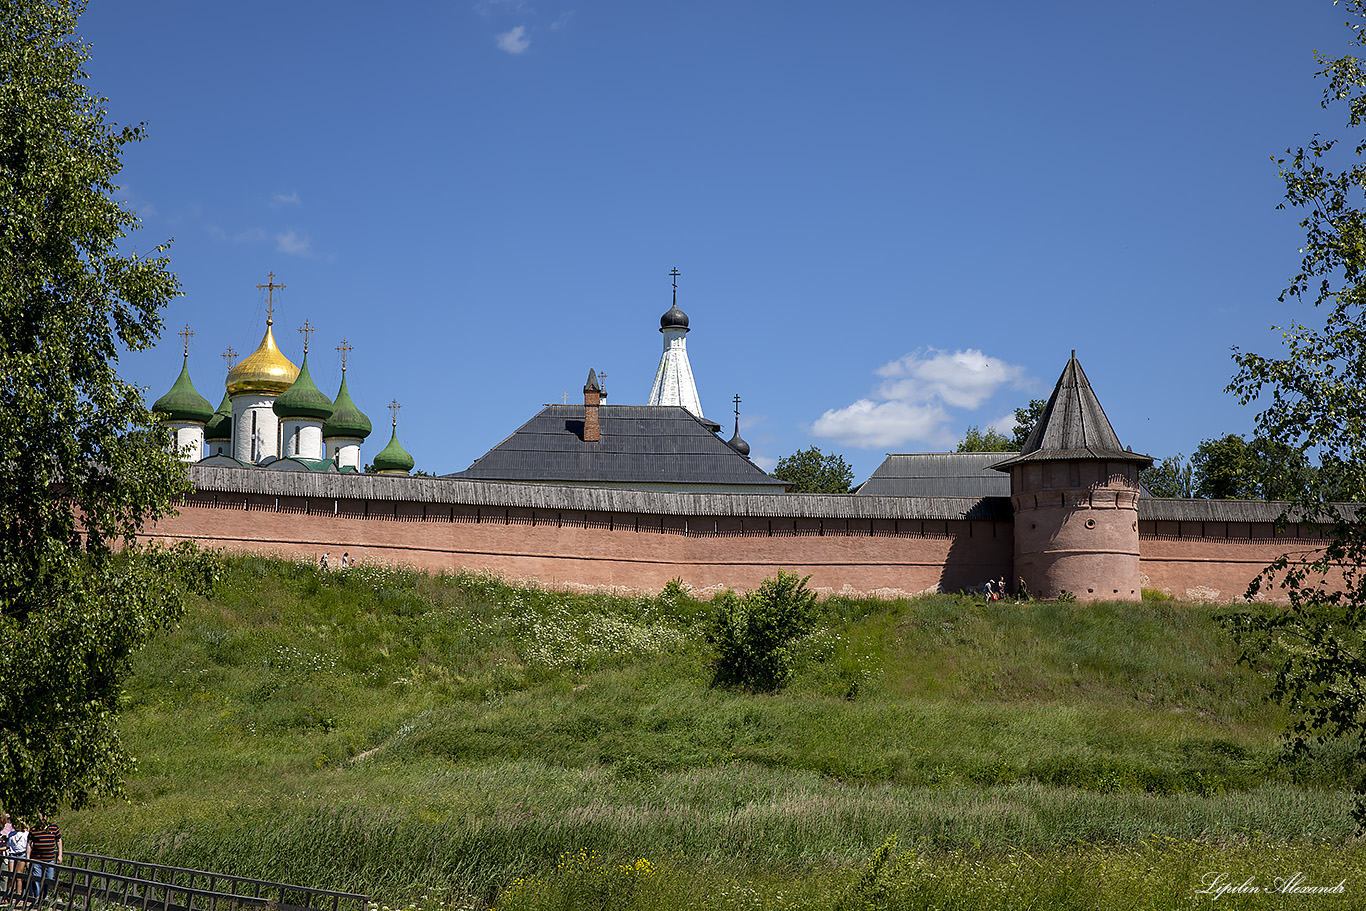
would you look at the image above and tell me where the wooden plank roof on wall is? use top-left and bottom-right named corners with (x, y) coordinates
top-left (187, 466), bottom-right (1013, 520)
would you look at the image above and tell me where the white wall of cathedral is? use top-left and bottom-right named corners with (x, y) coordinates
top-left (648, 328), bottom-right (703, 417)
top-left (280, 419), bottom-right (325, 461)
top-left (231, 394), bottom-right (280, 464)
top-left (169, 422), bottom-right (205, 463)
top-left (327, 437), bottom-right (363, 470)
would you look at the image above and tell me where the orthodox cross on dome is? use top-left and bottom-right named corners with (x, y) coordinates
top-left (597, 371), bottom-right (607, 393)
top-left (560, 392), bottom-right (569, 404)
top-left (669, 267), bottom-right (680, 305)
top-left (389, 398), bottom-right (401, 427)
top-left (221, 345), bottom-right (238, 371)
top-left (299, 319), bottom-right (315, 353)
top-left (256, 272), bottom-right (286, 325)
top-left (733, 393), bottom-right (741, 420)
top-left (178, 324), bottom-right (194, 357)
top-left (336, 338), bottom-right (353, 372)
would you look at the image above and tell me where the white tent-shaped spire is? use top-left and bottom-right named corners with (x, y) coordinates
top-left (647, 268), bottom-right (703, 418)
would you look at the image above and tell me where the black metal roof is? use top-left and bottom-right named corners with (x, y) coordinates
top-left (445, 404), bottom-right (788, 489)
top-left (991, 354), bottom-right (1152, 470)
top-left (857, 452), bottom-right (1015, 497)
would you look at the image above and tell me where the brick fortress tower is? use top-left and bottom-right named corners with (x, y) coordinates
top-left (991, 353), bottom-right (1152, 601)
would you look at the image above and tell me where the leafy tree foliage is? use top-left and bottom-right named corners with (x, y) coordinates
top-left (1141, 453), bottom-right (1194, 498)
top-left (956, 426), bottom-right (1014, 452)
top-left (1223, 0), bottom-right (1366, 826)
top-left (1189, 434), bottom-right (1315, 500)
top-left (1009, 398), bottom-right (1047, 449)
top-left (956, 399), bottom-right (1046, 453)
top-left (774, 446), bottom-right (854, 493)
top-left (0, 0), bottom-right (214, 815)
top-left (705, 570), bottom-right (819, 692)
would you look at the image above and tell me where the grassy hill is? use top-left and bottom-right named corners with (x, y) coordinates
top-left (61, 555), bottom-right (1362, 910)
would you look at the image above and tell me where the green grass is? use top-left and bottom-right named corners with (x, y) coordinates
top-left (58, 555), bottom-right (1363, 909)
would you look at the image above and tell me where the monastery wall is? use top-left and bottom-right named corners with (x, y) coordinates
top-left (1138, 514), bottom-right (1332, 603)
top-left (147, 468), bottom-right (1338, 602)
top-left (148, 497), bottom-right (1014, 597)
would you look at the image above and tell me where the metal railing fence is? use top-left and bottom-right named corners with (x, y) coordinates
top-left (6, 852), bottom-right (371, 911)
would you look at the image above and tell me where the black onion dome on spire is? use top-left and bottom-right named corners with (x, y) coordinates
top-left (660, 303), bottom-right (689, 330)
top-left (727, 427), bottom-right (751, 458)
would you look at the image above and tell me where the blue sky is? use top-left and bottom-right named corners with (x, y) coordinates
top-left (85, 1), bottom-right (1350, 481)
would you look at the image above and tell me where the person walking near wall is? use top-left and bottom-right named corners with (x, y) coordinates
top-left (25, 816), bottom-right (60, 906)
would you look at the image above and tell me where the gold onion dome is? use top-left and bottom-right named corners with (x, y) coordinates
top-left (225, 321), bottom-right (299, 396)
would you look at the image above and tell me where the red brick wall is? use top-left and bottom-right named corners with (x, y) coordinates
top-left (144, 494), bottom-right (1333, 603)
top-left (1138, 521), bottom-right (1334, 602)
top-left (146, 501), bottom-right (1013, 597)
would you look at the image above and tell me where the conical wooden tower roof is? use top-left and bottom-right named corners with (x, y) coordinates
top-left (992, 353), bottom-right (1151, 470)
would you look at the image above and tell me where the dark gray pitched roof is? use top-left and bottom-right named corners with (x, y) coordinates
top-left (445, 404), bottom-right (787, 489)
top-left (857, 452), bottom-right (1015, 497)
top-left (992, 354), bottom-right (1152, 470)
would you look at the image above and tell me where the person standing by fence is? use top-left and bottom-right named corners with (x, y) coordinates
top-left (6, 818), bottom-right (28, 903)
top-left (26, 816), bottom-right (60, 906)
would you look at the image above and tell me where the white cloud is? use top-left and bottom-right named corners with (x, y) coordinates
top-left (987, 411), bottom-right (1019, 435)
top-left (752, 454), bottom-right (777, 473)
top-left (813, 399), bottom-right (953, 450)
top-left (275, 230), bottom-right (312, 256)
top-left (549, 10), bottom-right (573, 30)
top-left (273, 190), bottom-right (301, 206)
top-left (873, 348), bottom-right (1026, 409)
top-left (812, 348), bottom-right (1031, 450)
top-left (496, 25), bottom-right (530, 53)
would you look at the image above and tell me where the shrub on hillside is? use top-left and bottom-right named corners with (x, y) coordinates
top-left (705, 570), bottom-right (818, 691)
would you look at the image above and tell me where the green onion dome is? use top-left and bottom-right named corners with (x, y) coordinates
top-left (372, 424), bottom-right (415, 475)
top-left (322, 371), bottom-right (372, 440)
top-left (272, 353), bottom-right (334, 421)
top-left (204, 391), bottom-right (233, 441)
top-left (152, 357), bottom-right (215, 424)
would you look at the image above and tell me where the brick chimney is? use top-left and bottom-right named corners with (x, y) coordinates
top-left (583, 369), bottom-right (602, 443)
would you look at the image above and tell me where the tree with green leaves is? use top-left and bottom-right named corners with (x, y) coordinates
top-left (956, 426), bottom-right (1014, 452)
top-left (773, 446), bottom-right (854, 493)
top-left (1009, 398), bottom-right (1047, 449)
top-left (1223, 0), bottom-right (1366, 826)
top-left (1141, 453), bottom-right (1194, 498)
top-left (1188, 434), bottom-right (1314, 500)
top-left (705, 570), bottom-right (819, 692)
top-left (0, 0), bottom-right (215, 816)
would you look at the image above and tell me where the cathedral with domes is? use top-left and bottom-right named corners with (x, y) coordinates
top-left (151, 276), bottom-right (415, 475)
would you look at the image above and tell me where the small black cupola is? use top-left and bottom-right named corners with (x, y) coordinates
top-left (726, 393), bottom-right (751, 458)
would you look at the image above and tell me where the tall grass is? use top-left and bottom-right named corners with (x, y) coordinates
top-left (56, 556), bottom-right (1363, 909)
